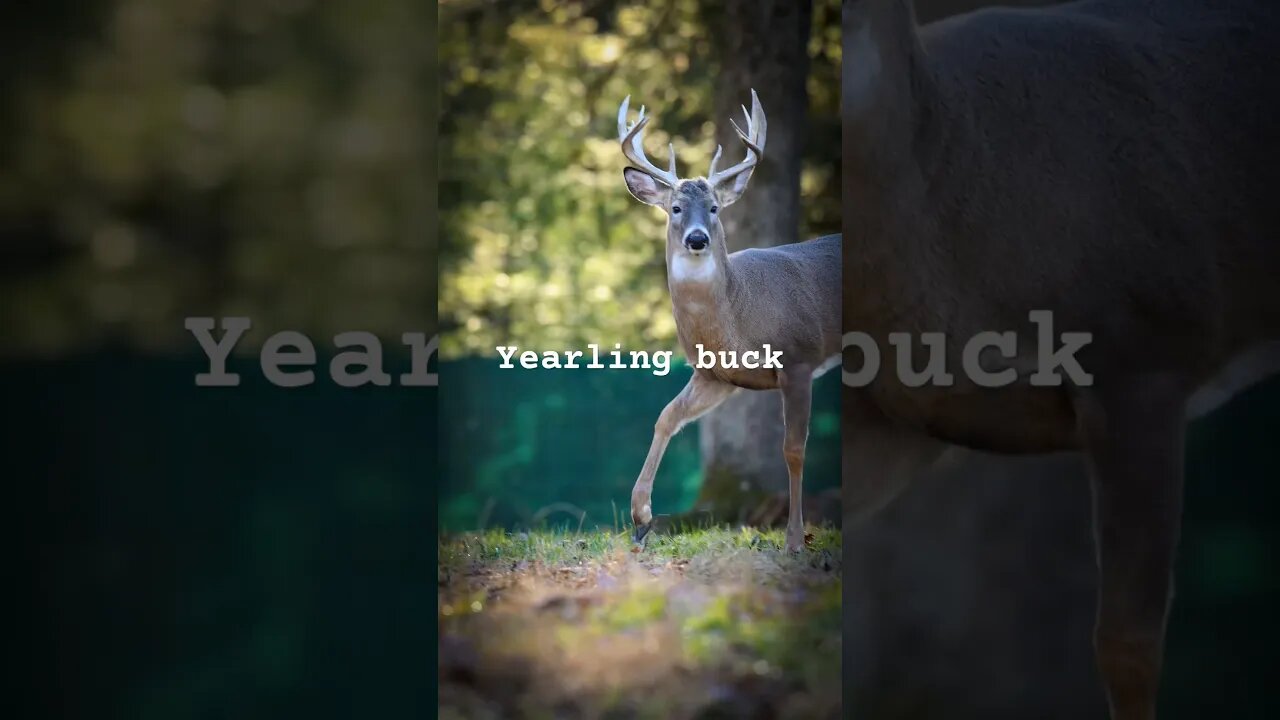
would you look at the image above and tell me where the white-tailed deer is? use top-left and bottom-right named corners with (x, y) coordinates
top-left (618, 91), bottom-right (841, 552)
top-left (843, 1), bottom-right (1280, 718)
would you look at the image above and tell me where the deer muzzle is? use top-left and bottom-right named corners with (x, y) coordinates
top-left (683, 229), bottom-right (709, 253)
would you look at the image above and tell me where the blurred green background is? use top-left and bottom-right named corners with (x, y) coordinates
top-left (1, 0), bottom-right (434, 354)
top-left (438, 358), bottom-right (842, 532)
top-left (1, 0), bottom-right (435, 717)
top-left (438, 0), bottom-right (839, 356)
top-left (437, 0), bottom-right (843, 532)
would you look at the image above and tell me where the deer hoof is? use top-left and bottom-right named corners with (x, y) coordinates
top-left (632, 522), bottom-right (652, 545)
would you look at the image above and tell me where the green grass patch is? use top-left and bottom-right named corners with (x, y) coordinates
top-left (439, 524), bottom-right (841, 569)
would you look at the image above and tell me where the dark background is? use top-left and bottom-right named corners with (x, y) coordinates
top-left (7, 354), bottom-right (435, 718)
top-left (2, 0), bottom-right (436, 717)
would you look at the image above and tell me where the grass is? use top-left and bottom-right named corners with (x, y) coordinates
top-left (439, 525), bottom-right (841, 720)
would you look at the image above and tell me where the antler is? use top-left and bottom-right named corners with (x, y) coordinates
top-left (618, 95), bottom-right (680, 188)
top-left (707, 88), bottom-right (767, 187)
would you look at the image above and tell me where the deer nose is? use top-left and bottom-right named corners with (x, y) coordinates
top-left (684, 230), bottom-right (709, 251)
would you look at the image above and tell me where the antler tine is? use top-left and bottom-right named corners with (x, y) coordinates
top-left (708, 89), bottom-right (767, 188)
top-left (617, 95), bottom-right (680, 188)
top-left (707, 144), bottom-right (723, 177)
top-left (617, 95), bottom-right (631, 140)
top-left (752, 87), bottom-right (767, 149)
top-left (727, 118), bottom-right (759, 156)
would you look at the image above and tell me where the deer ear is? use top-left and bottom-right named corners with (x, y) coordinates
top-left (623, 167), bottom-right (667, 206)
top-left (716, 169), bottom-right (754, 208)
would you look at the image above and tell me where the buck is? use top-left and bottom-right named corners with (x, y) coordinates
top-left (617, 90), bottom-right (841, 552)
top-left (843, 1), bottom-right (1280, 718)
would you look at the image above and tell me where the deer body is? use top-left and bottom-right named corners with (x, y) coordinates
top-left (845, 1), bottom-right (1280, 718)
top-left (670, 233), bottom-right (842, 392)
top-left (619, 92), bottom-right (840, 552)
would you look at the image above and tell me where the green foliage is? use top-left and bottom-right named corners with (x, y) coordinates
top-left (438, 0), bottom-right (840, 358)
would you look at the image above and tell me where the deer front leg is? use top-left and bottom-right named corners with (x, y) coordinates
top-left (631, 372), bottom-right (737, 543)
top-left (778, 364), bottom-right (814, 552)
top-left (1075, 376), bottom-right (1188, 720)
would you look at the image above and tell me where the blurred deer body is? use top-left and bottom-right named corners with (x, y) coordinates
top-left (844, 1), bottom-right (1280, 718)
top-left (618, 91), bottom-right (841, 552)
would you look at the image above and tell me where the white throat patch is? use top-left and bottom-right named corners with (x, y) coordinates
top-left (670, 253), bottom-right (717, 284)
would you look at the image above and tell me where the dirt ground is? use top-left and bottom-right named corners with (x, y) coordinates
top-left (438, 527), bottom-right (842, 720)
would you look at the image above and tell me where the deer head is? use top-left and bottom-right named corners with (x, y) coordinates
top-left (618, 90), bottom-right (767, 261)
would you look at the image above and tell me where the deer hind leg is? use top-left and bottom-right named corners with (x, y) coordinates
top-left (631, 373), bottom-right (736, 543)
top-left (1075, 376), bottom-right (1188, 720)
top-left (842, 391), bottom-right (950, 528)
top-left (779, 365), bottom-right (815, 552)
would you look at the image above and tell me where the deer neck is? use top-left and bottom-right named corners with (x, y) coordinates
top-left (845, 0), bottom-right (963, 334)
top-left (666, 241), bottom-right (738, 349)
top-left (845, 0), bottom-right (942, 185)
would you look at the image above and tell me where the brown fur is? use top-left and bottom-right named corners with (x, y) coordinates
top-left (843, 2), bottom-right (1280, 717)
top-left (845, 0), bottom-right (1280, 449)
top-left (620, 93), bottom-right (841, 552)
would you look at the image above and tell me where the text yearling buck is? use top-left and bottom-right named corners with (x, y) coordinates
top-left (617, 90), bottom-right (840, 552)
top-left (843, 1), bottom-right (1280, 719)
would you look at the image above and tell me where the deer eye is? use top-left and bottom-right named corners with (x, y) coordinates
top-left (710, 206), bottom-right (718, 214)
top-left (671, 206), bottom-right (681, 215)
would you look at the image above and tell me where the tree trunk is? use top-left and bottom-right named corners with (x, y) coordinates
top-left (692, 0), bottom-right (814, 524)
